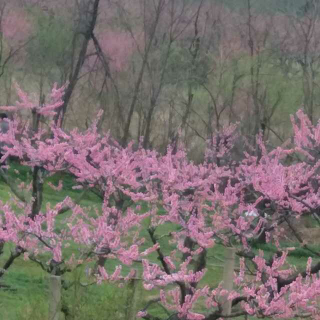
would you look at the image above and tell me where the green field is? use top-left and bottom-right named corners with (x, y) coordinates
top-left (0, 164), bottom-right (314, 320)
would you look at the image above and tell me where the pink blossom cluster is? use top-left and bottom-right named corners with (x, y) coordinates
top-left (1, 84), bottom-right (320, 319)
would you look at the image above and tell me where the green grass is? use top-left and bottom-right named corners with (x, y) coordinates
top-left (0, 162), bottom-right (316, 319)
top-left (0, 163), bottom-right (129, 319)
top-left (0, 163), bottom-right (224, 319)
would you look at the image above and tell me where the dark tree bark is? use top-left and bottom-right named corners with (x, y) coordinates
top-left (54, 0), bottom-right (100, 127)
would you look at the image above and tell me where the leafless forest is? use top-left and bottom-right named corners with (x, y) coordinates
top-left (1, 0), bottom-right (319, 159)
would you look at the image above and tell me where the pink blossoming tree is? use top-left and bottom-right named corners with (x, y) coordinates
top-left (1, 84), bottom-right (320, 319)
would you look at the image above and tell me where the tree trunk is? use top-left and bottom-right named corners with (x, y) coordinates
top-left (49, 275), bottom-right (62, 320)
top-left (126, 278), bottom-right (140, 320)
top-left (221, 247), bottom-right (235, 316)
top-left (121, 0), bottom-right (165, 147)
top-left (55, 0), bottom-right (100, 127)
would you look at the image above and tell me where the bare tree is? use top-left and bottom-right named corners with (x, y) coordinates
top-left (54, 0), bottom-right (100, 127)
top-left (288, 0), bottom-right (320, 123)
